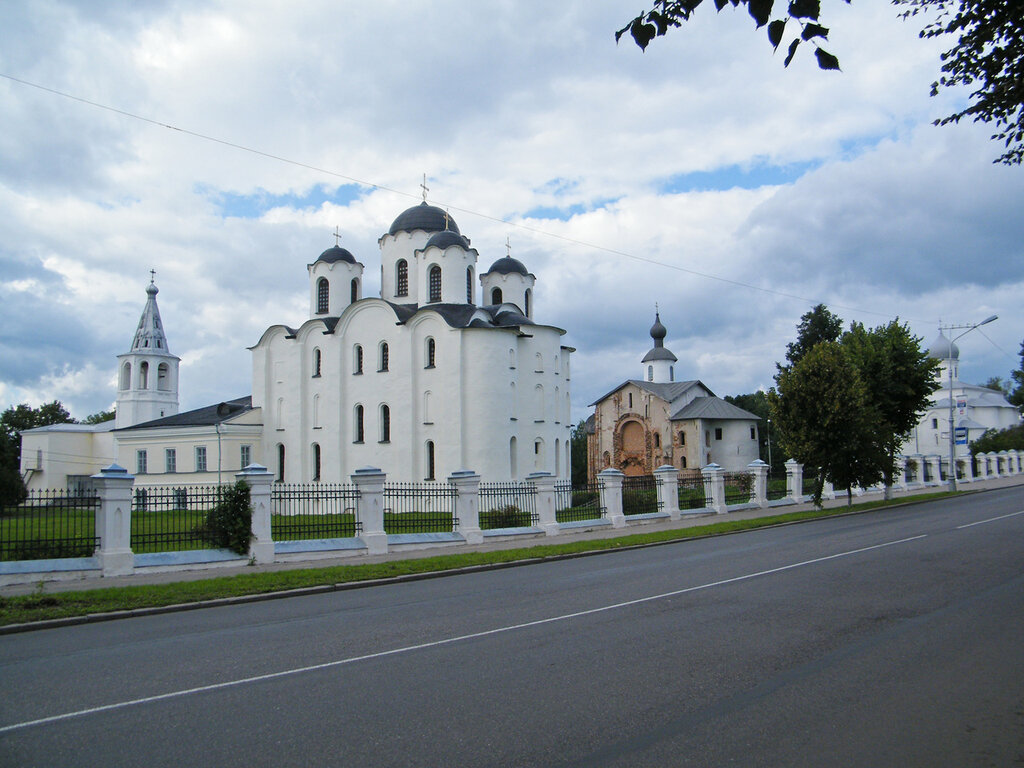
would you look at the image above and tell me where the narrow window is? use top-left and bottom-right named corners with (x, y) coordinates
top-left (535, 353), bottom-right (543, 372)
top-left (396, 259), bottom-right (409, 297)
top-left (931, 418), bottom-right (938, 429)
top-left (679, 431), bottom-right (686, 445)
top-left (510, 436), bottom-right (518, 477)
top-left (669, 365), bottom-right (674, 382)
top-left (240, 444), bottom-right (252, 468)
top-left (648, 365), bottom-right (654, 382)
top-left (380, 404), bottom-right (391, 442)
top-left (195, 446), bottom-right (207, 472)
top-left (426, 440), bottom-right (436, 481)
top-left (139, 361), bottom-right (149, 389)
top-left (351, 278), bottom-right (359, 304)
top-left (654, 433), bottom-right (661, 448)
top-left (157, 363), bottom-right (170, 391)
top-left (750, 426), bottom-right (756, 440)
top-left (312, 443), bottom-right (321, 481)
top-left (425, 337), bottom-right (435, 368)
top-left (681, 456), bottom-right (687, 469)
top-left (379, 342), bottom-right (389, 372)
top-left (120, 362), bottom-right (131, 390)
top-left (277, 444), bottom-right (285, 482)
top-left (524, 288), bottom-right (531, 317)
top-left (165, 448), bottom-right (176, 473)
top-left (312, 348), bottom-right (322, 377)
top-left (429, 265), bottom-right (442, 303)
top-left (491, 287), bottom-right (502, 304)
top-left (353, 344), bottom-right (363, 374)
top-left (466, 266), bottom-right (474, 303)
top-left (628, 392), bottom-right (633, 409)
top-left (715, 427), bottom-right (723, 441)
top-left (137, 450), bottom-right (147, 475)
top-left (354, 405), bottom-right (364, 443)
top-left (317, 277), bottom-right (329, 314)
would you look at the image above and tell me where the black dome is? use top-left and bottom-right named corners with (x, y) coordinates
top-left (388, 202), bottom-right (460, 236)
top-left (486, 256), bottom-right (530, 276)
top-left (424, 230), bottom-right (470, 251)
top-left (317, 245), bottom-right (356, 264)
top-left (650, 313), bottom-right (667, 341)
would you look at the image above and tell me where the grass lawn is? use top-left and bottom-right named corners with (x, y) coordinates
top-left (0, 491), bottom-right (956, 628)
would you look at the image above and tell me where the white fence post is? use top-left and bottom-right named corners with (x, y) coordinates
top-left (450, 470), bottom-right (483, 544)
top-left (239, 463), bottom-right (275, 564)
top-left (702, 463), bottom-right (726, 514)
top-left (352, 467), bottom-right (388, 555)
top-left (785, 459), bottom-right (803, 502)
top-left (91, 463), bottom-right (135, 577)
top-left (748, 459), bottom-right (768, 508)
top-left (597, 469), bottom-right (626, 528)
top-left (528, 472), bottom-right (559, 536)
top-left (654, 465), bottom-right (680, 520)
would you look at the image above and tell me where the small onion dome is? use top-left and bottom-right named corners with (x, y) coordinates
top-left (649, 312), bottom-right (667, 342)
top-left (928, 333), bottom-right (959, 360)
top-left (388, 202), bottom-right (460, 236)
top-left (424, 230), bottom-right (470, 250)
top-left (486, 256), bottom-right (530, 276)
top-left (316, 245), bottom-right (356, 264)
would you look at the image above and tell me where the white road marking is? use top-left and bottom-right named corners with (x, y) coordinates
top-left (0, 534), bottom-right (927, 735)
top-left (956, 509), bottom-right (1024, 529)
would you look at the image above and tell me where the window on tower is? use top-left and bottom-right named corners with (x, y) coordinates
top-left (317, 278), bottom-right (329, 314)
top-left (428, 265), bottom-right (442, 303)
top-left (396, 259), bottom-right (408, 297)
top-left (466, 267), bottom-right (474, 303)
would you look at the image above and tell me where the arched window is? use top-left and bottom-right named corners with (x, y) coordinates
top-left (681, 456), bottom-right (687, 468)
top-left (534, 438), bottom-right (545, 471)
top-left (654, 433), bottom-right (661, 449)
top-left (425, 337), bottom-right (435, 368)
top-left (628, 392), bottom-right (633, 409)
top-left (277, 444), bottom-right (285, 482)
top-left (669, 365), bottom-right (674, 382)
top-left (428, 265), bottom-right (442, 303)
top-left (426, 440), bottom-right (435, 481)
top-left (535, 384), bottom-right (544, 422)
top-left (312, 394), bottom-right (321, 428)
top-left (139, 361), bottom-right (149, 389)
top-left (354, 404), bottom-right (364, 443)
top-left (525, 288), bottom-right (531, 317)
top-left (679, 431), bottom-right (686, 445)
top-left (350, 278), bottom-right (359, 304)
top-left (157, 363), bottom-right (170, 391)
top-left (396, 259), bottom-right (408, 297)
top-left (120, 362), bottom-right (131, 390)
top-left (648, 365), bottom-right (654, 382)
top-left (380, 404), bottom-right (391, 442)
top-left (312, 348), bottom-right (322, 377)
top-left (353, 344), bottom-right (363, 374)
top-left (555, 438), bottom-right (561, 476)
top-left (317, 278), bottom-right (329, 314)
top-left (535, 353), bottom-right (543, 372)
top-left (510, 437), bottom-right (518, 477)
top-left (312, 443), bottom-right (321, 481)
top-left (466, 266), bottom-right (474, 303)
top-left (378, 342), bottom-right (389, 372)
top-left (423, 391), bottom-right (432, 423)
top-left (491, 287), bottom-right (502, 304)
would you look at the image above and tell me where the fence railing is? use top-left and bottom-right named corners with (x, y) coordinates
top-left (271, 483), bottom-right (361, 540)
top-left (131, 484), bottom-right (228, 553)
top-left (383, 482), bottom-right (457, 534)
top-left (723, 472), bottom-right (754, 506)
top-left (554, 480), bottom-right (604, 523)
top-left (622, 475), bottom-right (663, 515)
top-left (479, 482), bottom-right (539, 529)
top-left (766, 473), bottom-right (787, 501)
top-left (677, 472), bottom-right (707, 510)
top-left (0, 489), bottom-right (99, 561)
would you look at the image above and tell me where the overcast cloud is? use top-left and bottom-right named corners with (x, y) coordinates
top-left (1, 0), bottom-right (1021, 426)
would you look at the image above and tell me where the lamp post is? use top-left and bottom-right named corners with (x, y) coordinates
top-left (766, 418), bottom-right (772, 473)
top-left (941, 315), bottom-right (997, 492)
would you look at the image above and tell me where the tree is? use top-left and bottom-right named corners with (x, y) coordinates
top-left (83, 409), bottom-right (116, 425)
top-left (841, 320), bottom-right (939, 498)
top-left (1010, 339), bottom-right (1024, 410)
top-left (617, 1), bottom-right (1024, 165)
top-left (970, 423), bottom-right (1024, 454)
top-left (769, 341), bottom-right (882, 505)
top-left (981, 376), bottom-right (1008, 394)
top-left (570, 419), bottom-right (590, 486)
top-left (782, 303), bottom-right (843, 369)
top-left (0, 401), bottom-right (75, 505)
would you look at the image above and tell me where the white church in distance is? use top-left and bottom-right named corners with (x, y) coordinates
top-left (22, 200), bottom-right (574, 489)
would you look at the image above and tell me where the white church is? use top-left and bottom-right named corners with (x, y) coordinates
top-left (21, 200), bottom-right (574, 489)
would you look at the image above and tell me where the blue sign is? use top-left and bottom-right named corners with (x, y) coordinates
top-left (954, 427), bottom-right (968, 445)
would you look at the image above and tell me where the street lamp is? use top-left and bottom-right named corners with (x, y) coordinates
top-left (766, 418), bottom-right (772, 473)
top-left (942, 314), bottom-right (997, 492)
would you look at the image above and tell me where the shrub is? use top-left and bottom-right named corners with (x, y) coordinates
top-left (482, 504), bottom-right (531, 529)
top-left (197, 481), bottom-right (252, 555)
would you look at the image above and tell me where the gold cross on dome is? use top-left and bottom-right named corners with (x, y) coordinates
top-left (420, 173), bottom-right (430, 202)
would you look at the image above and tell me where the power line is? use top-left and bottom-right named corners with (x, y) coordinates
top-left (1, 71), bottom-right (934, 323)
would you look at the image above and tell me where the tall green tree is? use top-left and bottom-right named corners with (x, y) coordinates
top-left (83, 409), bottom-right (116, 425)
top-left (0, 401), bottom-right (75, 505)
top-left (782, 303), bottom-right (843, 370)
top-left (617, 0), bottom-right (1024, 165)
top-left (1009, 339), bottom-right (1024, 411)
top-left (842, 320), bottom-right (939, 498)
top-left (770, 341), bottom-right (882, 506)
top-left (570, 420), bottom-right (590, 486)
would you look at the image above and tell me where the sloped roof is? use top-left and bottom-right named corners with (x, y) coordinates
top-left (589, 379), bottom-right (706, 407)
top-left (116, 396), bottom-right (253, 431)
top-left (670, 396), bottom-right (761, 422)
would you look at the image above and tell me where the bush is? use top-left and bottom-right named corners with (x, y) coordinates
top-left (970, 424), bottom-right (1024, 455)
top-left (481, 504), bottom-right (531, 529)
top-left (197, 481), bottom-right (252, 555)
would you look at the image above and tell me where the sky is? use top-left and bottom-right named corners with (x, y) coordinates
top-left (1, 0), bottom-right (1022, 428)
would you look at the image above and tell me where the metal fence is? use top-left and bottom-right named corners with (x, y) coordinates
top-left (478, 482), bottom-right (538, 529)
top-left (801, 472), bottom-right (820, 497)
top-left (554, 481), bottom-right (605, 523)
top-left (271, 483), bottom-right (361, 540)
top-left (131, 484), bottom-right (228, 553)
top-left (0, 489), bottom-right (99, 561)
top-left (677, 472), bottom-right (708, 510)
top-left (766, 472), bottom-right (788, 501)
top-left (383, 482), bottom-right (457, 534)
top-left (621, 475), bottom-right (663, 515)
top-left (723, 472), bottom-right (754, 506)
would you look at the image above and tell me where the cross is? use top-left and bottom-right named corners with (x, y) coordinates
top-left (443, 209), bottom-right (450, 229)
top-left (506, 235), bottom-right (512, 257)
top-left (333, 226), bottom-right (342, 246)
top-left (420, 173), bottom-right (429, 202)
top-left (150, 269), bottom-right (156, 284)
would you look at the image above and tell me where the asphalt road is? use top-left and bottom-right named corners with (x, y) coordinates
top-left (2, 487), bottom-right (1022, 767)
